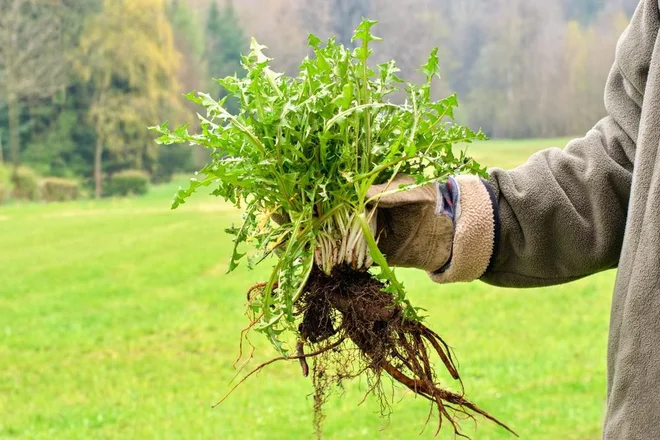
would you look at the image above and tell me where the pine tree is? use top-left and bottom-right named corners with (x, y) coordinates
top-left (297, 0), bottom-right (372, 49)
top-left (205, 1), bottom-right (222, 79)
top-left (205, 0), bottom-right (246, 113)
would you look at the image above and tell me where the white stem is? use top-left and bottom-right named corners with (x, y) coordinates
top-left (323, 235), bottom-right (332, 275)
top-left (347, 219), bottom-right (362, 254)
top-left (314, 208), bottom-right (375, 274)
top-left (336, 212), bottom-right (346, 235)
top-left (356, 238), bottom-right (366, 269)
top-left (339, 231), bottom-right (348, 264)
top-left (332, 238), bottom-right (339, 268)
top-left (366, 210), bottom-right (377, 267)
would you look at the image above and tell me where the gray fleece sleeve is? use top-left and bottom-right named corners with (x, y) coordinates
top-left (480, 0), bottom-right (657, 287)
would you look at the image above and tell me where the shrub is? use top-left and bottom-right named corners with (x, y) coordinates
top-left (40, 177), bottom-right (80, 202)
top-left (152, 144), bottom-right (193, 184)
top-left (0, 163), bottom-right (9, 182)
top-left (151, 166), bottom-right (173, 185)
top-left (0, 184), bottom-right (7, 203)
top-left (0, 163), bottom-right (9, 203)
top-left (13, 166), bottom-right (39, 200)
top-left (106, 169), bottom-right (149, 197)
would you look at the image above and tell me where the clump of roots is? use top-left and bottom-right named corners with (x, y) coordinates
top-left (227, 266), bottom-right (516, 439)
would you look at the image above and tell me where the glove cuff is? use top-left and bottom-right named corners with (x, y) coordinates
top-left (429, 175), bottom-right (497, 283)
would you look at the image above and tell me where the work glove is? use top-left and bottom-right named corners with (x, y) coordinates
top-left (366, 174), bottom-right (499, 283)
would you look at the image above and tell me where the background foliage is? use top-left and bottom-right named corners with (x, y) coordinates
top-left (0, 0), bottom-right (638, 197)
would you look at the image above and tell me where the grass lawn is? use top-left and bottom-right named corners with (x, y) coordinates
top-left (465, 137), bottom-right (574, 171)
top-left (0, 138), bottom-right (612, 439)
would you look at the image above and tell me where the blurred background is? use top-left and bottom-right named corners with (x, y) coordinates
top-left (0, 0), bottom-right (637, 199)
top-left (0, 0), bottom-right (633, 439)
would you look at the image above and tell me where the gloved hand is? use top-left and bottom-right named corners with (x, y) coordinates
top-left (366, 174), bottom-right (498, 283)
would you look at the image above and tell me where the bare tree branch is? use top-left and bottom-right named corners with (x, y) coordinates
top-left (0, 0), bottom-right (68, 99)
top-left (0, 0), bottom-right (68, 171)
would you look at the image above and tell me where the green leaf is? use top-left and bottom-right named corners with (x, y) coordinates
top-left (154, 16), bottom-right (487, 354)
top-left (307, 33), bottom-right (322, 48)
top-left (341, 83), bottom-right (353, 110)
top-left (351, 18), bottom-right (382, 44)
top-left (226, 204), bottom-right (256, 273)
top-left (420, 47), bottom-right (441, 81)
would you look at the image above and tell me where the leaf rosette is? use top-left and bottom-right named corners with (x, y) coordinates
top-left (151, 19), bottom-right (487, 355)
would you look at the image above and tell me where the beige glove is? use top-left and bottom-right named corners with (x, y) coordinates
top-left (367, 174), bottom-right (498, 283)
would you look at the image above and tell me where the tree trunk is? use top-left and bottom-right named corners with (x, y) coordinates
top-left (94, 136), bottom-right (103, 199)
top-left (8, 93), bottom-right (20, 180)
top-left (0, 129), bottom-right (4, 164)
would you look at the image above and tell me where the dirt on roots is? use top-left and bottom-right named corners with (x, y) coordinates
top-left (234, 266), bottom-right (516, 439)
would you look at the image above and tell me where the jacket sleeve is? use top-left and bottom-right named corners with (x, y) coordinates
top-left (480, 0), bottom-right (658, 287)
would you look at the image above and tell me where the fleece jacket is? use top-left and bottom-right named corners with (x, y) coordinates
top-left (478, 0), bottom-right (660, 437)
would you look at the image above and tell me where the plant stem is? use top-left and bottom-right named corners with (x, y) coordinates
top-left (314, 206), bottom-right (372, 274)
top-left (362, 36), bottom-right (371, 174)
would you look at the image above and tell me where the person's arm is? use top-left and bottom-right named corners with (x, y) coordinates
top-left (368, 0), bottom-right (656, 286)
top-left (481, 0), bottom-right (657, 287)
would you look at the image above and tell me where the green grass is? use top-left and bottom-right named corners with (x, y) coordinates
top-left (0, 137), bottom-right (611, 439)
top-left (466, 137), bottom-right (573, 170)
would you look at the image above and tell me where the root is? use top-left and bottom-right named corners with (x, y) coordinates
top-left (297, 266), bottom-right (517, 438)
top-left (297, 340), bottom-right (309, 377)
top-left (233, 312), bottom-right (261, 369)
top-left (381, 362), bottom-right (516, 436)
top-left (420, 325), bottom-right (460, 381)
top-left (246, 282), bottom-right (266, 301)
top-left (214, 337), bottom-right (345, 408)
top-left (235, 280), bottom-right (278, 368)
top-left (224, 266), bottom-right (516, 439)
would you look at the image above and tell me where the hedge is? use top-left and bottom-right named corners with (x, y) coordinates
top-left (106, 169), bottom-right (149, 197)
top-left (0, 163), bottom-right (9, 203)
top-left (13, 166), bottom-right (39, 200)
top-left (41, 177), bottom-right (80, 202)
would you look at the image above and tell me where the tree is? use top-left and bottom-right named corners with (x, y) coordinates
top-left (166, 0), bottom-right (208, 174)
top-left (206, 1), bottom-right (222, 74)
top-left (0, 0), bottom-right (67, 176)
top-left (238, 0), bottom-right (307, 75)
top-left (297, 0), bottom-right (372, 48)
top-left (560, 9), bottom-right (628, 135)
top-left (463, 0), bottom-right (568, 138)
top-left (2, 1), bottom-right (103, 178)
top-left (435, 0), bottom-right (491, 99)
top-left (169, 0), bottom-right (206, 96)
top-left (205, 0), bottom-right (246, 112)
top-left (561, 0), bottom-right (604, 23)
top-left (76, 0), bottom-right (182, 198)
top-left (370, 0), bottom-right (452, 97)
top-left (328, 0), bottom-right (372, 47)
